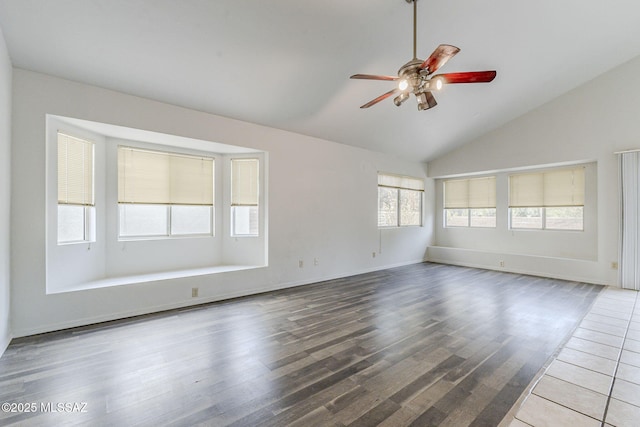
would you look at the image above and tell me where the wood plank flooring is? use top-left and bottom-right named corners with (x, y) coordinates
top-left (0, 263), bottom-right (602, 426)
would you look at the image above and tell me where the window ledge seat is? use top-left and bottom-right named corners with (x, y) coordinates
top-left (47, 264), bottom-right (265, 294)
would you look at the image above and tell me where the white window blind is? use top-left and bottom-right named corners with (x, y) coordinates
top-left (509, 167), bottom-right (584, 207)
top-left (378, 173), bottom-right (425, 191)
top-left (231, 158), bottom-right (259, 206)
top-left (58, 133), bottom-right (94, 206)
top-left (444, 177), bottom-right (496, 209)
top-left (118, 146), bottom-right (214, 205)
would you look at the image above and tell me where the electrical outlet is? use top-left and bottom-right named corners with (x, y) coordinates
top-left (191, 287), bottom-right (199, 298)
top-left (499, 260), bottom-right (505, 267)
top-left (611, 261), bottom-right (619, 270)
top-left (372, 252), bottom-right (376, 258)
top-left (314, 258), bottom-right (318, 266)
top-left (299, 260), bottom-right (304, 268)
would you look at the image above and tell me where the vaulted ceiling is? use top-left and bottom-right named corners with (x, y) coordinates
top-left (1, 0), bottom-right (640, 162)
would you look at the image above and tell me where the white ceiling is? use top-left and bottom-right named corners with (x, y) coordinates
top-left (2, 0), bottom-right (640, 162)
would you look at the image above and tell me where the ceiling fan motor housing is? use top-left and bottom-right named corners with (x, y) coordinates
top-left (398, 59), bottom-right (423, 91)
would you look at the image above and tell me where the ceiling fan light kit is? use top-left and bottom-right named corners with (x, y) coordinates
top-left (350, 0), bottom-right (496, 111)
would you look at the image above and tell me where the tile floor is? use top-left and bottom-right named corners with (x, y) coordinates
top-left (509, 286), bottom-right (640, 427)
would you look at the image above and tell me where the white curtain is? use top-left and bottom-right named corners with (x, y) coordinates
top-left (619, 151), bottom-right (640, 290)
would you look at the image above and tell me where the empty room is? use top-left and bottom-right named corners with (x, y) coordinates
top-left (2, 1), bottom-right (640, 426)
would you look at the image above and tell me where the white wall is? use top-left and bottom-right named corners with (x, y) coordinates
top-left (0, 26), bottom-right (12, 355)
top-left (11, 69), bottom-right (432, 337)
top-left (428, 54), bottom-right (640, 285)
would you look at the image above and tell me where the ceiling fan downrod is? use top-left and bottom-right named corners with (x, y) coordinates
top-left (407, 0), bottom-right (417, 60)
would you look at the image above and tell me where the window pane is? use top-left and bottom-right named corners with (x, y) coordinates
top-left (232, 206), bottom-right (259, 236)
top-left (378, 187), bottom-right (398, 227)
top-left (171, 205), bottom-right (212, 235)
top-left (119, 204), bottom-right (168, 237)
top-left (546, 207), bottom-right (583, 230)
top-left (470, 208), bottom-right (497, 228)
top-left (510, 207), bottom-right (542, 229)
top-left (58, 205), bottom-right (85, 243)
top-left (445, 209), bottom-right (469, 227)
top-left (399, 189), bottom-right (422, 226)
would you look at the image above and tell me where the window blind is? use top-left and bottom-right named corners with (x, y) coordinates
top-left (509, 167), bottom-right (584, 207)
top-left (118, 146), bottom-right (214, 205)
top-left (444, 177), bottom-right (496, 209)
top-left (378, 173), bottom-right (425, 191)
top-left (58, 133), bottom-right (94, 206)
top-left (231, 158), bottom-right (259, 206)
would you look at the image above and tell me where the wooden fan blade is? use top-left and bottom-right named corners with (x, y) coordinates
top-left (351, 74), bottom-right (398, 81)
top-left (420, 44), bottom-right (460, 74)
top-left (360, 89), bottom-right (399, 108)
top-left (435, 70), bottom-right (497, 84)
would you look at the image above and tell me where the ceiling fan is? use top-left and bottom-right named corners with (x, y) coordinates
top-left (350, 0), bottom-right (496, 111)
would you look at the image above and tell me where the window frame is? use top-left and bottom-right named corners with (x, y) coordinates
top-left (443, 176), bottom-right (497, 229)
top-left (117, 145), bottom-right (215, 240)
top-left (509, 206), bottom-right (584, 231)
top-left (377, 173), bottom-right (424, 228)
top-left (444, 207), bottom-right (498, 228)
top-left (118, 204), bottom-right (214, 239)
top-left (508, 167), bottom-right (585, 232)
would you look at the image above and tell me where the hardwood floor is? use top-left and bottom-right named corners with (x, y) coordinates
top-left (0, 263), bottom-right (602, 426)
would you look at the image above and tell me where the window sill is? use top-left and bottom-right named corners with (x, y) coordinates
top-left (46, 264), bottom-right (265, 295)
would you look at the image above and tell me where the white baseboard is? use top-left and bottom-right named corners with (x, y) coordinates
top-left (427, 247), bottom-right (609, 286)
top-left (12, 259), bottom-right (427, 338)
top-left (429, 257), bottom-right (605, 284)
